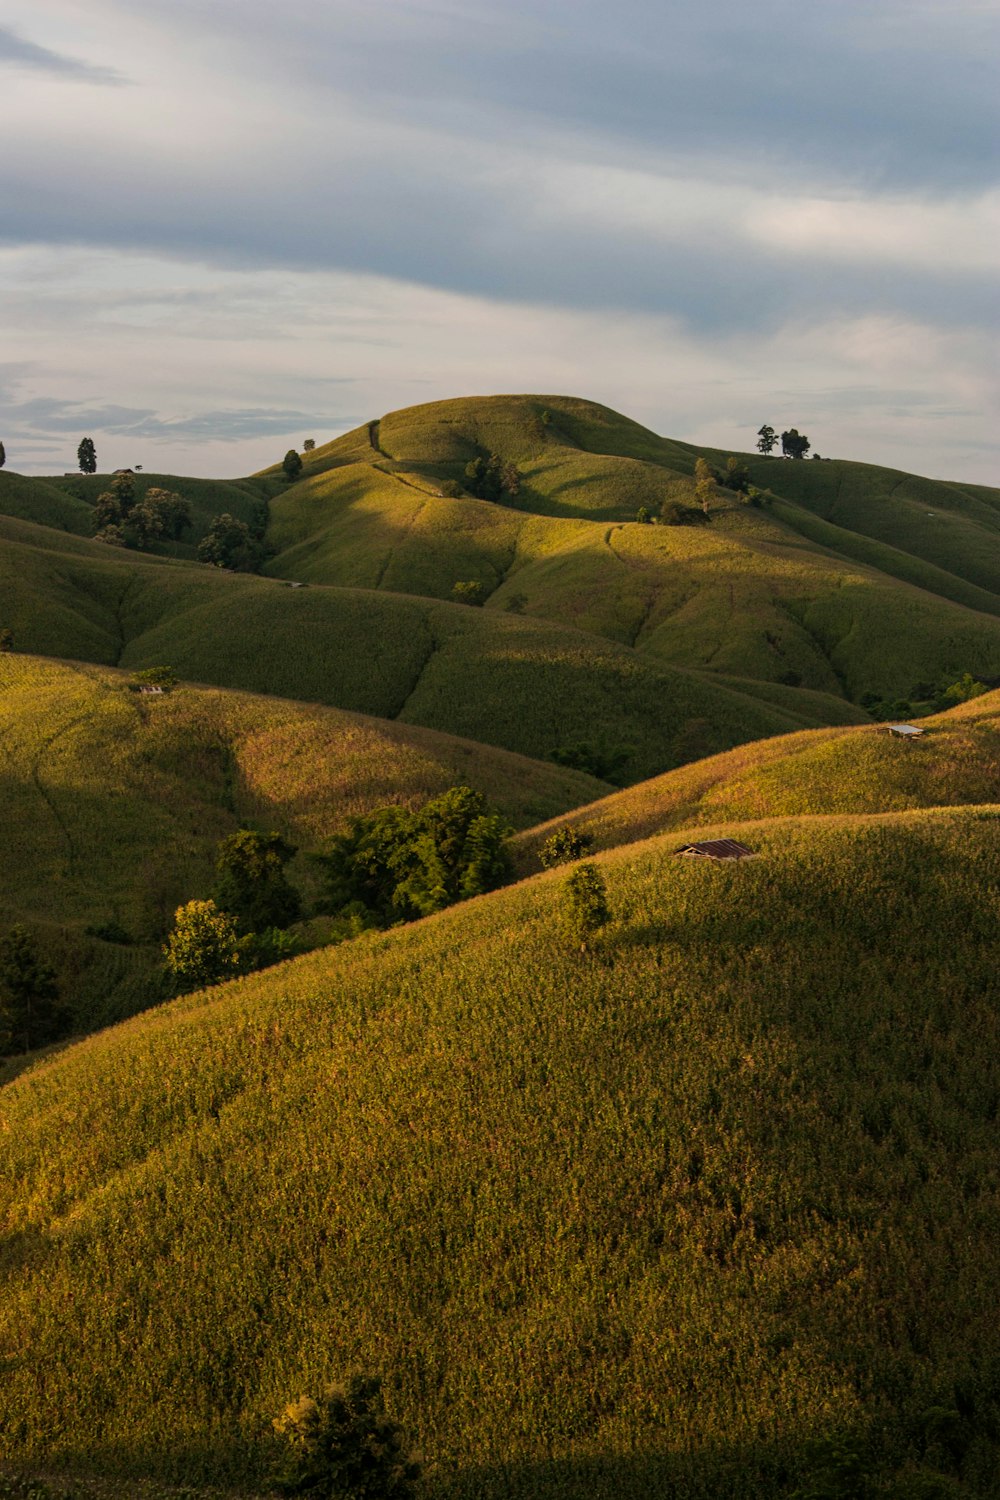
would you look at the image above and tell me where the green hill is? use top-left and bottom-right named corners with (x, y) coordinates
top-left (259, 397), bottom-right (1000, 704)
top-left (0, 513), bottom-right (835, 784)
top-left (0, 653), bottom-right (605, 1035)
top-left (1, 805), bottom-right (998, 1497)
top-left (514, 690), bottom-right (1000, 867)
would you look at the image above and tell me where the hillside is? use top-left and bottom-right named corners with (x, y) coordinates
top-left (0, 513), bottom-right (838, 785)
top-left (260, 396), bottom-right (1000, 704)
top-left (1, 805), bottom-right (998, 1497)
top-left (514, 689), bottom-right (1000, 866)
top-left (0, 653), bottom-right (605, 1035)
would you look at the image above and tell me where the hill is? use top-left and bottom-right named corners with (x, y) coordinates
top-left (1, 805), bottom-right (998, 1497)
top-left (513, 689), bottom-right (1000, 867)
top-left (260, 396), bottom-right (1000, 704)
top-left (0, 513), bottom-right (838, 785)
top-left (0, 653), bottom-right (606, 1036)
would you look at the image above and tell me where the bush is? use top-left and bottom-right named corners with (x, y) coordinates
top-left (539, 826), bottom-right (594, 868)
top-left (560, 862), bottom-right (611, 952)
top-left (162, 900), bottom-right (241, 991)
top-left (283, 449), bottom-right (304, 481)
top-left (450, 581), bottom-right (485, 607)
top-left (270, 1375), bottom-right (420, 1499)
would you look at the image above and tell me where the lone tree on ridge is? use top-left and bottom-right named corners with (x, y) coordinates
top-left (77, 436), bottom-right (97, 474)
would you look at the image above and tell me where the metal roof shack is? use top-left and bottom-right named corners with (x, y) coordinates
top-left (674, 838), bottom-right (755, 860)
top-left (885, 723), bottom-right (925, 738)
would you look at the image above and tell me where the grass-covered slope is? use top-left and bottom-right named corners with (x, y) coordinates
top-left (514, 690), bottom-right (1000, 865)
top-left (261, 397), bottom-right (1000, 702)
top-left (0, 515), bottom-right (832, 782)
top-left (0, 653), bottom-right (605, 1033)
top-left (2, 807), bottom-right (998, 1497)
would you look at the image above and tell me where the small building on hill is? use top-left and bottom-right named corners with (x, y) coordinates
top-left (674, 838), bottom-right (755, 860)
top-left (885, 723), bottom-right (925, 738)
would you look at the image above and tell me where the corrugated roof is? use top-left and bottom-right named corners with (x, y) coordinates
top-left (886, 723), bottom-right (924, 736)
top-left (674, 839), bottom-right (755, 860)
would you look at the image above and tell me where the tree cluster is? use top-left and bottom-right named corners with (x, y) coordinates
top-left (319, 785), bottom-right (512, 927)
top-left (757, 424), bottom-right (812, 459)
top-left (93, 472), bottom-right (193, 550)
top-left (198, 511), bottom-right (265, 571)
top-left (163, 829), bottom-right (302, 991)
top-left (464, 452), bottom-right (521, 503)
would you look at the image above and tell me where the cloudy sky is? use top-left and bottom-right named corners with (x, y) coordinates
top-left (1, 0), bottom-right (997, 481)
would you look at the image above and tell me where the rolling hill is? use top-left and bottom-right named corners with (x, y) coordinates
top-left (1, 804), bottom-right (998, 1497)
top-left (0, 652), bottom-right (605, 1037)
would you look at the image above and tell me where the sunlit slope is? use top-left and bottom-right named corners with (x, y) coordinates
top-left (0, 516), bottom-right (828, 782)
top-left (0, 653), bottom-right (605, 1030)
top-left (263, 399), bottom-right (1000, 700)
top-left (514, 690), bottom-right (1000, 864)
top-left (746, 453), bottom-right (1000, 598)
top-left (2, 808), bottom-right (998, 1497)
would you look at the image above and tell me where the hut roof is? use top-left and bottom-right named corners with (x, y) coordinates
top-left (674, 838), bottom-right (755, 860)
top-left (886, 723), bottom-right (924, 737)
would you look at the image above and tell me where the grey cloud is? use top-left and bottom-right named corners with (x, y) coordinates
top-left (2, 395), bottom-right (350, 443)
top-left (0, 25), bottom-right (125, 84)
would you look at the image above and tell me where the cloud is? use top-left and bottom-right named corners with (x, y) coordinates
top-left (4, 396), bottom-right (339, 443)
top-left (0, 24), bottom-right (124, 84)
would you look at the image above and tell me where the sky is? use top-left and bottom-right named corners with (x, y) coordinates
top-left (0, 0), bottom-right (997, 482)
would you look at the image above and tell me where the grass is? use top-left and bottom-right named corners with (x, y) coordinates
top-left (513, 689), bottom-right (1000, 867)
top-left (0, 653), bottom-right (606, 1037)
top-left (1, 806), bottom-right (998, 1496)
top-left (259, 397), bottom-right (1000, 705)
top-left (0, 514), bottom-right (830, 782)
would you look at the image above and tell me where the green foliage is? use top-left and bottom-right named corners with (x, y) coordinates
top-left (162, 899), bottom-right (241, 990)
top-left (320, 785), bottom-right (512, 924)
top-left (635, 505), bottom-right (650, 523)
top-left (504, 591), bottom-right (527, 614)
top-left (0, 440), bottom-right (6, 469)
top-left (538, 825), bottom-right (593, 868)
top-left (303, 439), bottom-right (316, 453)
top-left (76, 437), bottom-right (96, 474)
top-left (942, 673), bottom-right (988, 706)
top-left (463, 452), bottom-right (521, 502)
top-left (270, 1376), bottom-right (420, 1498)
top-left (198, 512), bottom-right (262, 571)
top-left (214, 829), bottom-right (300, 934)
top-left (781, 428), bottom-right (811, 460)
top-left (283, 450), bottom-right (304, 482)
top-left (723, 457), bottom-right (750, 494)
top-left (559, 860), bottom-right (611, 950)
top-left (757, 424), bottom-right (778, 455)
top-left (450, 580), bottom-right (485, 606)
top-left (0, 627), bottom-right (12, 651)
top-left (0, 925), bottom-right (62, 1053)
top-left (549, 742), bottom-right (630, 782)
top-left (694, 456), bottom-right (718, 515)
top-left (659, 499), bottom-right (707, 525)
top-left (131, 664), bottom-right (178, 689)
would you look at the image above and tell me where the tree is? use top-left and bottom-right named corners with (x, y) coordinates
top-left (781, 428), bottom-right (811, 460)
top-left (756, 425), bottom-right (778, 455)
top-left (142, 487), bottom-right (192, 540)
top-left (723, 457), bottom-right (749, 494)
top-left (560, 862), bottom-right (611, 952)
top-left (130, 665), bottom-right (178, 690)
top-left (214, 829), bottom-right (300, 934)
top-left (162, 900), bottom-right (241, 991)
top-left (77, 437), bottom-right (97, 474)
top-left (303, 438), bottom-right (316, 452)
top-left (0, 926), bottom-right (62, 1053)
top-left (283, 449), bottom-right (304, 481)
top-left (464, 452), bottom-right (521, 503)
top-left (271, 1375), bottom-right (420, 1499)
top-left (693, 457), bottom-right (717, 516)
top-left (320, 786), bottom-right (512, 926)
top-left (198, 513), bottom-right (260, 571)
top-left (539, 826), bottom-right (594, 868)
top-left (0, 440), bottom-right (6, 469)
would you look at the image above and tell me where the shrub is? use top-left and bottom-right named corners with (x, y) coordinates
top-left (162, 899), bottom-right (241, 991)
top-left (0, 628), bottom-right (13, 651)
top-left (450, 581), bottom-right (485, 607)
top-left (539, 826), bottom-right (594, 868)
top-left (283, 449), bottom-right (304, 481)
top-left (560, 861), bottom-right (611, 952)
top-left (270, 1375), bottom-right (420, 1499)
